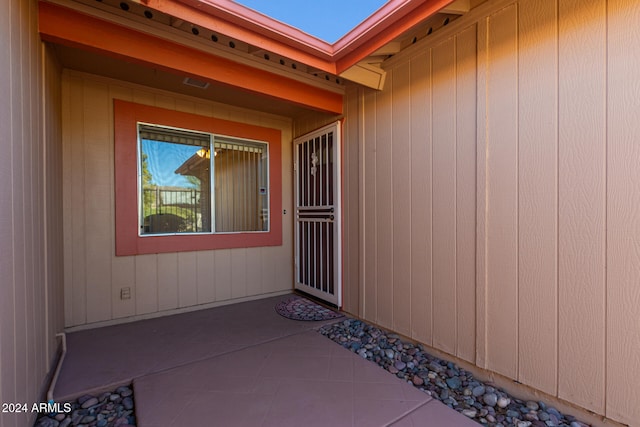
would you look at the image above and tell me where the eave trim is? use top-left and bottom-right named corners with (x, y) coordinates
top-left (38, 1), bottom-right (343, 114)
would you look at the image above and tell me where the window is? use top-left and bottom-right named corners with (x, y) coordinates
top-left (114, 100), bottom-right (282, 256)
top-left (138, 124), bottom-right (269, 235)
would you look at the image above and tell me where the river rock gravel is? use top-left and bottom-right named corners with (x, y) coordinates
top-left (319, 319), bottom-right (591, 427)
top-left (34, 385), bottom-right (136, 427)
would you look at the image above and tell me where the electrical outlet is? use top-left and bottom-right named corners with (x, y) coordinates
top-left (120, 287), bottom-right (131, 300)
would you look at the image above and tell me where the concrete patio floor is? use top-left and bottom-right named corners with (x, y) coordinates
top-left (54, 294), bottom-right (478, 426)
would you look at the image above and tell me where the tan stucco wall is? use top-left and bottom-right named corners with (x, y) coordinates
top-left (0, 0), bottom-right (65, 424)
top-left (62, 71), bottom-right (294, 329)
top-left (342, 0), bottom-right (640, 425)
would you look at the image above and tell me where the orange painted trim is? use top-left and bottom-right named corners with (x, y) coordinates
top-left (38, 2), bottom-right (342, 115)
top-left (114, 99), bottom-right (283, 256)
top-left (146, 0), bottom-right (335, 65)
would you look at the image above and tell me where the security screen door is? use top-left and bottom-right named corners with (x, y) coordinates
top-left (293, 122), bottom-right (341, 307)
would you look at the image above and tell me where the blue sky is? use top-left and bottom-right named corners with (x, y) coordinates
top-left (142, 140), bottom-right (200, 188)
top-left (234, 0), bottom-right (389, 43)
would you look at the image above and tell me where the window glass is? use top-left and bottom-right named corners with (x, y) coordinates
top-left (214, 137), bottom-right (269, 232)
top-left (138, 123), bottom-right (268, 235)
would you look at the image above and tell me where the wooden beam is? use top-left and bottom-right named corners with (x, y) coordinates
top-left (441, 0), bottom-right (471, 14)
top-left (339, 62), bottom-right (387, 90)
top-left (370, 42), bottom-right (402, 57)
top-left (38, 1), bottom-right (343, 114)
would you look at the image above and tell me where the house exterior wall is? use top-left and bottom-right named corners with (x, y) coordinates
top-left (0, 0), bottom-right (65, 425)
top-left (342, 0), bottom-right (640, 425)
top-left (62, 71), bottom-right (294, 328)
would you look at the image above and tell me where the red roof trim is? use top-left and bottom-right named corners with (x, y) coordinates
top-left (334, 0), bottom-right (456, 73)
top-left (175, 0), bottom-right (334, 53)
top-left (142, 0), bottom-right (337, 73)
top-left (163, 0), bottom-right (455, 72)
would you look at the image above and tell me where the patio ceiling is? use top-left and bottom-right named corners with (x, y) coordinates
top-left (39, 0), bottom-right (345, 114)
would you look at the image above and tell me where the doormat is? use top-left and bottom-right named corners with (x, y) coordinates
top-left (275, 295), bottom-right (344, 321)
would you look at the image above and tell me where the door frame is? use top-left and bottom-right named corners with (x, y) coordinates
top-left (293, 121), bottom-right (342, 307)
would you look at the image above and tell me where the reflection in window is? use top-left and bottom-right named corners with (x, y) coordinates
top-left (138, 124), bottom-right (269, 235)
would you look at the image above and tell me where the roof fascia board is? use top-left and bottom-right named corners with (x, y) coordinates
top-left (171, 0), bottom-right (335, 55)
top-left (334, 0), bottom-right (456, 73)
top-left (145, 0), bottom-right (337, 72)
top-left (332, 0), bottom-right (423, 52)
top-left (38, 1), bottom-right (343, 114)
top-left (161, 0), bottom-right (454, 72)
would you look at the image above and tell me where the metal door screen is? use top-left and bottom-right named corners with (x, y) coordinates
top-left (294, 122), bottom-right (341, 306)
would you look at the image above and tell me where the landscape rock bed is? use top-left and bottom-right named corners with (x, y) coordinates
top-left (34, 385), bottom-right (136, 427)
top-left (320, 319), bottom-right (590, 427)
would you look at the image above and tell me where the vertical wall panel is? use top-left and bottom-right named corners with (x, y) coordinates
top-left (362, 88), bottom-right (378, 321)
top-left (66, 75), bottom-right (88, 326)
top-left (484, 4), bottom-right (519, 379)
top-left (409, 52), bottom-right (433, 345)
top-left (606, 0), bottom-right (640, 423)
top-left (135, 254), bottom-right (158, 315)
top-left (557, 0), bottom-right (607, 413)
top-left (0, 0), bottom-right (63, 423)
top-left (374, 72), bottom-right (393, 329)
top-left (196, 251), bottom-right (215, 304)
top-left (111, 256), bottom-right (136, 318)
top-left (246, 248), bottom-right (263, 296)
top-left (157, 253), bottom-right (178, 311)
top-left (279, 124), bottom-right (294, 286)
top-left (61, 79), bottom-right (73, 328)
top-left (391, 61), bottom-right (412, 336)
top-left (0, 0), bottom-right (12, 420)
top-left (343, 84), bottom-right (361, 316)
top-left (44, 43), bottom-right (65, 380)
top-left (431, 38), bottom-right (458, 355)
top-left (24, 0), bottom-right (38, 393)
top-left (475, 16), bottom-right (489, 371)
top-left (455, 26), bottom-right (477, 363)
top-left (177, 252), bottom-right (197, 308)
top-left (83, 80), bottom-right (113, 323)
top-left (517, 0), bottom-right (559, 395)
top-left (11, 0), bottom-right (28, 406)
top-left (260, 247), bottom-right (277, 295)
top-left (63, 79), bottom-right (87, 324)
top-left (215, 250), bottom-right (232, 301)
top-left (231, 249), bottom-right (247, 299)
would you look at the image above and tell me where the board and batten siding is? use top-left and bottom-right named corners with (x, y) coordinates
top-left (345, 24), bottom-right (478, 361)
top-left (0, 0), bottom-right (65, 424)
top-left (62, 71), bottom-right (294, 328)
top-left (342, 0), bottom-right (640, 425)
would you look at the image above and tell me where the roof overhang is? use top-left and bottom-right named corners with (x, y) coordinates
top-left (39, 1), bottom-right (344, 114)
top-left (39, 0), bottom-right (459, 107)
top-left (147, 0), bottom-right (456, 74)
